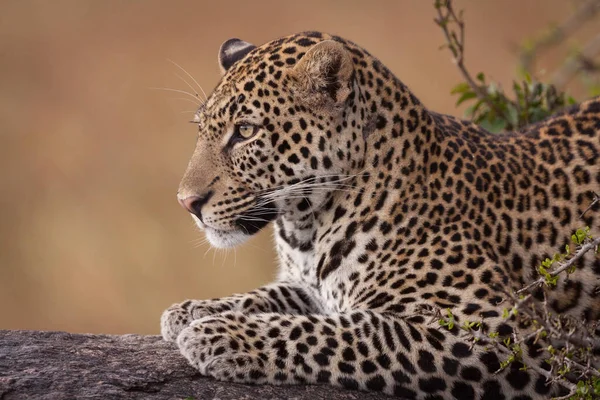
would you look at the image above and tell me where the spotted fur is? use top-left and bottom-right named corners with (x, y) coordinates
top-left (161, 32), bottom-right (600, 399)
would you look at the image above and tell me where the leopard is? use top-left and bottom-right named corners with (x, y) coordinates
top-left (161, 31), bottom-right (600, 399)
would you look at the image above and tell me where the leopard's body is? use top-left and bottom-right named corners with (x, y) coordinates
top-left (161, 32), bottom-right (600, 399)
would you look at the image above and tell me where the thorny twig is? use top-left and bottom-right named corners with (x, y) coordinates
top-left (517, 236), bottom-right (600, 294)
top-left (580, 191), bottom-right (600, 219)
top-left (516, 292), bottom-right (599, 350)
top-left (426, 309), bottom-right (582, 397)
top-left (435, 0), bottom-right (581, 132)
top-left (434, 0), bottom-right (512, 120)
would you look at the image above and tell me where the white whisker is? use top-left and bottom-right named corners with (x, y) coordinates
top-left (167, 59), bottom-right (208, 101)
top-left (149, 87), bottom-right (202, 105)
top-left (175, 72), bottom-right (202, 101)
top-left (238, 216), bottom-right (275, 223)
top-left (170, 97), bottom-right (202, 107)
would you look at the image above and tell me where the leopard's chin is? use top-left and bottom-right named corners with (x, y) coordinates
top-left (190, 215), bottom-right (251, 248)
top-left (204, 226), bottom-right (250, 249)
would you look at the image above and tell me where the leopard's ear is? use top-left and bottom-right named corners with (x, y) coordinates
top-left (218, 38), bottom-right (256, 75)
top-left (289, 40), bottom-right (354, 106)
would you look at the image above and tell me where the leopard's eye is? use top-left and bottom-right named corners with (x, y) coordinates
top-left (236, 124), bottom-right (258, 140)
top-left (228, 124), bottom-right (259, 148)
top-left (227, 124), bottom-right (259, 150)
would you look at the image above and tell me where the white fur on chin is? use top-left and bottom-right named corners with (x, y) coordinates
top-left (204, 227), bottom-right (249, 248)
top-left (191, 215), bottom-right (249, 248)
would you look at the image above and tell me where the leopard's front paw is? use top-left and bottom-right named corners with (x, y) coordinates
top-left (176, 314), bottom-right (269, 383)
top-left (160, 299), bottom-right (229, 342)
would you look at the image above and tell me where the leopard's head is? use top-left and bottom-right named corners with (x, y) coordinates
top-left (177, 33), bottom-right (364, 248)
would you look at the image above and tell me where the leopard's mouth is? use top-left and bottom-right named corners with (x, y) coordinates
top-left (235, 200), bottom-right (278, 235)
top-left (190, 199), bottom-right (278, 248)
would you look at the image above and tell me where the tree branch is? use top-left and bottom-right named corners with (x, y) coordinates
top-left (517, 236), bottom-right (600, 294)
top-left (434, 0), bottom-right (517, 125)
top-left (580, 191), bottom-right (600, 219)
top-left (551, 32), bottom-right (600, 89)
top-left (519, 0), bottom-right (600, 73)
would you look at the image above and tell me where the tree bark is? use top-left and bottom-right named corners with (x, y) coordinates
top-left (0, 330), bottom-right (392, 400)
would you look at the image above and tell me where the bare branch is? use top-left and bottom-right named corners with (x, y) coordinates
top-left (457, 320), bottom-right (579, 395)
top-left (552, 32), bottom-right (600, 89)
top-left (580, 191), bottom-right (600, 219)
top-left (434, 0), bottom-right (514, 120)
top-left (519, 0), bottom-right (600, 72)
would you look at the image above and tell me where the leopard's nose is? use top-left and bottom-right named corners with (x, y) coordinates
top-left (178, 191), bottom-right (213, 220)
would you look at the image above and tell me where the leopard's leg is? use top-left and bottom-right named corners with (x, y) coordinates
top-left (177, 310), bottom-right (565, 399)
top-left (161, 281), bottom-right (318, 341)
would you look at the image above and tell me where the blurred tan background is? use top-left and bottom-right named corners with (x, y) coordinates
top-left (1, 0), bottom-right (597, 334)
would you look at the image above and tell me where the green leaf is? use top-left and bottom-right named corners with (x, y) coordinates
top-left (506, 104), bottom-right (519, 128)
top-left (573, 228), bottom-right (589, 245)
top-left (529, 107), bottom-right (549, 124)
top-left (456, 91), bottom-right (477, 106)
top-left (479, 118), bottom-right (507, 133)
top-left (476, 72), bottom-right (485, 83)
top-left (464, 100), bottom-right (485, 118)
top-left (451, 82), bottom-right (472, 94)
top-left (513, 82), bottom-right (524, 102)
